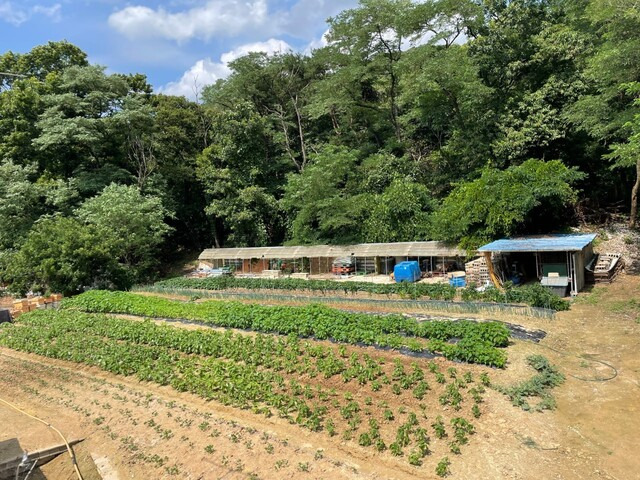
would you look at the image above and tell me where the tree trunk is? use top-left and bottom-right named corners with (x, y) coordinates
top-left (376, 27), bottom-right (402, 141)
top-left (274, 108), bottom-right (302, 172)
top-left (630, 157), bottom-right (640, 228)
top-left (291, 94), bottom-right (308, 170)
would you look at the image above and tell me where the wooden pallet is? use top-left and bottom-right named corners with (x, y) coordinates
top-left (586, 253), bottom-right (624, 284)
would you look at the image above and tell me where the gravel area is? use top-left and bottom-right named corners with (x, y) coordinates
top-left (587, 222), bottom-right (640, 273)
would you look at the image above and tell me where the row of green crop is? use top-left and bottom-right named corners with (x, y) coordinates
top-left (0, 309), bottom-right (483, 471)
top-left (154, 276), bottom-right (457, 299)
top-left (11, 310), bottom-right (474, 395)
top-left (14, 310), bottom-right (374, 382)
top-left (0, 313), bottom-right (325, 428)
top-left (61, 290), bottom-right (509, 367)
top-left (151, 276), bottom-right (569, 310)
top-left (461, 282), bottom-right (570, 311)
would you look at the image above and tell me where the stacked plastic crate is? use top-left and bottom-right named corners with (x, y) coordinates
top-left (332, 257), bottom-right (355, 275)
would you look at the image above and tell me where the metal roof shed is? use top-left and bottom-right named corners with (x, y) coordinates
top-left (478, 234), bottom-right (597, 296)
top-left (478, 234), bottom-right (597, 253)
top-left (199, 241), bottom-right (467, 275)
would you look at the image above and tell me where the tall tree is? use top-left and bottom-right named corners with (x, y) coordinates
top-left (76, 184), bottom-right (173, 281)
top-left (33, 65), bottom-right (130, 178)
top-left (431, 159), bottom-right (585, 249)
top-left (0, 40), bottom-right (88, 89)
top-left (567, 0), bottom-right (640, 221)
top-left (196, 103), bottom-right (286, 247)
top-left (605, 84), bottom-right (640, 227)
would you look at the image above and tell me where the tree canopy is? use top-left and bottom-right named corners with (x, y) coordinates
top-left (1, 0), bottom-right (639, 292)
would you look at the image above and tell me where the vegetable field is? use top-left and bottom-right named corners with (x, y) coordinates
top-left (61, 290), bottom-right (510, 367)
top-left (2, 279), bottom-right (637, 480)
top-left (0, 307), bottom-right (493, 477)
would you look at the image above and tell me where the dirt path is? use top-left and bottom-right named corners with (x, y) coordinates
top-left (479, 274), bottom-right (640, 480)
top-left (543, 278), bottom-right (640, 480)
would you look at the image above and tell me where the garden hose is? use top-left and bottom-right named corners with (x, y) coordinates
top-left (534, 342), bottom-right (618, 382)
top-left (0, 396), bottom-right (83, 480)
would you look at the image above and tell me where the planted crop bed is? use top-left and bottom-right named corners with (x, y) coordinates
top-left (151, 276), bottom-right (569, 310)
top-left (1, 309), bottom-right (490, 475)
top-left (62, 290), bottom-right (510, 367)
top-left (156, 276), bottom-right (457, 299)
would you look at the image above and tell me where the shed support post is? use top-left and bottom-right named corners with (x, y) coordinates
top-left (571, 252), bottom-right (578, 296)
top-left (484, 252), bottom-right (502, 290)
top-left (566, 252), bottom-right (570, 292)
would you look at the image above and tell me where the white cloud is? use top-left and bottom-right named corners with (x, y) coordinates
top-left (108, 0), bottom-right (269, 42)
top-left (160, 38), bottom-right (292, 100)
top-left (109, 0), bottom-right (356, 43)
top-left (0, 2), bottom-right (61, 26)
top-left (0, 2), bottom-right (27, 25)
top-left (304, 28), bottom-right (330, 54)
top-left (32, 3), bottom-right (61, 22)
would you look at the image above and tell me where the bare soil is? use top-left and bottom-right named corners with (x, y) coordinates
top-left (1, 276), bottom-right (639, 479)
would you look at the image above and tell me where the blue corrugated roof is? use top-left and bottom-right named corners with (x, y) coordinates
top-left (478, 234), bottom-right (597, 252)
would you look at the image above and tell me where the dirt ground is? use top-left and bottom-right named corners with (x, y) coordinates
top-left (1, 276), bottom-right (639, 480)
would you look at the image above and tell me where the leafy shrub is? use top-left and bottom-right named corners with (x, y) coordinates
top-left (436, 457), bottom-right (451, 477)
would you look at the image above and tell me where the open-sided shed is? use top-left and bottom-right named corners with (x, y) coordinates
top-left (478, 233), bottom-right (596, 296)
top-left (198, 241), bottom-right (466, 276)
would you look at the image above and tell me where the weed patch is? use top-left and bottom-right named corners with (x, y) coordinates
top-left (494, 355), bottom-right (565, 411)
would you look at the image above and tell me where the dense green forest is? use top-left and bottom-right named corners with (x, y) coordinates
top-left (1, 0), bottom-right (639, 294)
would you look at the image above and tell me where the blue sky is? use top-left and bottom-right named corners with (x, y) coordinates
top-left (0, 0), bottom-right (356, 98)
